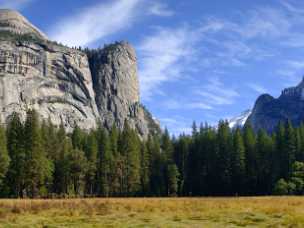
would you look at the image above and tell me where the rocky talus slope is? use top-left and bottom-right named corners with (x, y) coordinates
top-left (0, 9), bottom-right (159, 137)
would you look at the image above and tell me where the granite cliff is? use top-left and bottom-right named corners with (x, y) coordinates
top-left (0, 9), bottom-right (159, 137)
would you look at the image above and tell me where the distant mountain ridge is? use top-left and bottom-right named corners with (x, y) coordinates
top-left (247, 77), bottom-right (304, 132)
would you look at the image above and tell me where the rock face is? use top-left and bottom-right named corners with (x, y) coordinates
top-left (87, 42), bottom-right (158, 136)
top-left (0, 9), bottom-right (159, 137)
top-left (247, 77), bottom-right (304, 132)
top-left (0, 9), bottom-right (47, 39)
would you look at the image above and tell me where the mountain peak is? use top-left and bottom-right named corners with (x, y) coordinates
top-left (248, 76), bottom-right (304, 133)
top-left (0, 9), bottom-right (47, 40)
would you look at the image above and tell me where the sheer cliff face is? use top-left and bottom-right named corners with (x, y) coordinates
top-left (0, 41), bottom-right (99, 131)
top-left (247, 78), bottom-right (304, 132)
top-left (87, 42), bottom-right (157, 136)
top-left (0, 9), bottom-right (159, 137)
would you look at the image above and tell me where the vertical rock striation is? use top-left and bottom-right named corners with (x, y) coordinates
top-left (0, 9), bottom-right (159, 137)
top-left (87, 42), bottom-right (159, 136)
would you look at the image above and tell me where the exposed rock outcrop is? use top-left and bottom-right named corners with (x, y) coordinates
top-left (0, 9), bottom-right (159, 137)
top-left (247, 77), bottom-right (304, 132)
top-left (86, 42), bottom-right (159, 136)
top-left (0, 40), bottom-right (99, 131)
top-left (0, 9), bottom-right (47, 39)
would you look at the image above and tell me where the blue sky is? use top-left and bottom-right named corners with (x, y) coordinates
top-left (2, 0), bottom-right (304, 135)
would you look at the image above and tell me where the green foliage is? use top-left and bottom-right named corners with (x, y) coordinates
top-left (119, 121), bottom-right (141, 196)
top-left (96, 125), bottom-right (111, 196)
top-left (167, 164), bottom-right (179, 196)
top-left (231, 128), bottom-right (245, 194)
top-left (6, 113), bottom-right (25, 197)
top-left (23, 110), bottom-right (53, 197)
top-left (3, 109), bottom-right (304, 198)
top-left (0, 126), bottom-right (9, 186)
top-left (273, 179), bottom-right (289, 195)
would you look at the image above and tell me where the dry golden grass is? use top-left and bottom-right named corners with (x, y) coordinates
top-left (0, 197), bottom-right (303, 227)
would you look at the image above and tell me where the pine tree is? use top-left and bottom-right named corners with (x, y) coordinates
top-left (295, 127), bottom-right (303, 161)
top-left (6, 112), bottom-right (25, 197)
top-left (54, 137), bottom-right (73, 195)
top-left (84, 131), bottom-right (98, 196)
top-left (109, 124), bottom-right (120, 196)
top-left (140, 140), bottom-right (150, 195)
top-left (52, 122), bottom-right (68, 195)
top-left (41, 118), bottom-right (58, 160)
top-left (284, 121), bottom-right (296, 178)
top-left (147, 135), bottom-right (165, 196)
top-left (298, 123), bottom-right (304, 161)
top-left (161, 128), bottom-right (175, 195)
top-left (0, 125), bottom-right (9, 187)
top-left (118, 121), bottom-right (141, 196)
top-left (215, 121), bottom-right (232, 195)
top-left (276, 121), bottom-right (286, 179)
top-left (173, 134), bottom-right (190, 195)
top-left (243, 123), bottom-right (257, 195)
top-left (23, 110), bottom-right (53, 197)
top-left (256, 129), bottom-right (274, 194)
top-left (69, 148), bottom-right (88, 196)
top-left (96, 126), bottom-right (111, 196)
top-left (231, 128), bottom-right (245, 195)
top-left (72, 125), bottom-right (84, 150)
top-left (167, 164), bottom-right (179, 196)
top-left (204, 127), bottom-right (217, 196)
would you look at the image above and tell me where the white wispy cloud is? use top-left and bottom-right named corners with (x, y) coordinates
top-left (280, 0), bottom-right (304, 14)
top-left (247, 83), bottom-right (267, 94)
top-left (138, 26), bottom-right (199, 100)
top-left (159, 117), bottom-right (192, 136)
top-left (148, 2), bottom-right (174, 17)
top-left (277, 60), bottom-right (304, 84)
top-left (196, 78), bottom-right (239, 106)
top-left (48, 0), bottom-right (142, 46)
top-left (161, 99), bottom-right (213, 110)
top-left (238, 8), bottom-right (291, 39)
top-left (0, 0), bottom-right (33, 9)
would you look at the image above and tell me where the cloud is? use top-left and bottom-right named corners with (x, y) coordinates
top-left (161, 99), bottom-right (213, 110)
top-left (277, 60), bottom-right (304, 84)
top-left (247, 83), bottom-right (267, 94)
top-left (159, 117), bottom-right (192, 136)
top-left (148, 2), bottom-right (174, 17)
top-left (280, 0), bottom-right (304, 14)
top-left (186, 102), bottom-right (213, 110)
top-left (48, 0), bottom-right (142, 46)
top-left (138, 26), bottom-right (199, 100)
top-left (238, 8), bottom-right (291, 39)
top-left (196, 78), bottom-right (239, 106)
top-left (0, 0), bottom-right (33, 9)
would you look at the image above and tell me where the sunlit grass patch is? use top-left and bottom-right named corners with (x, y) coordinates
top-left (0, 197), bottom-right (303, 227)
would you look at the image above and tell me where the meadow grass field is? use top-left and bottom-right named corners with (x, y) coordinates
top-left (0, 197), bottom-right (303, 227)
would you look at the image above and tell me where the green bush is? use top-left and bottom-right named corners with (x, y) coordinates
top-left (273, 179), bottom-right (289, 195)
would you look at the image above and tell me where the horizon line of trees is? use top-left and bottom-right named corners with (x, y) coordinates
top-left (0, 110), bottom-right (303, 198)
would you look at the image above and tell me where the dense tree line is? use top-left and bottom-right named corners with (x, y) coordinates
top-left (175, 121), bottom-right (304, 196)
top-left (0, 110), bottom-right (304, 198)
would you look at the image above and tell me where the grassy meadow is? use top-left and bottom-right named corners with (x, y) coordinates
top-left (0, 197), bottom-right (303, 227)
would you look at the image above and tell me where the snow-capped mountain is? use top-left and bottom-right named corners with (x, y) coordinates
top-left (228, 109), bottom-right (252, 129)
